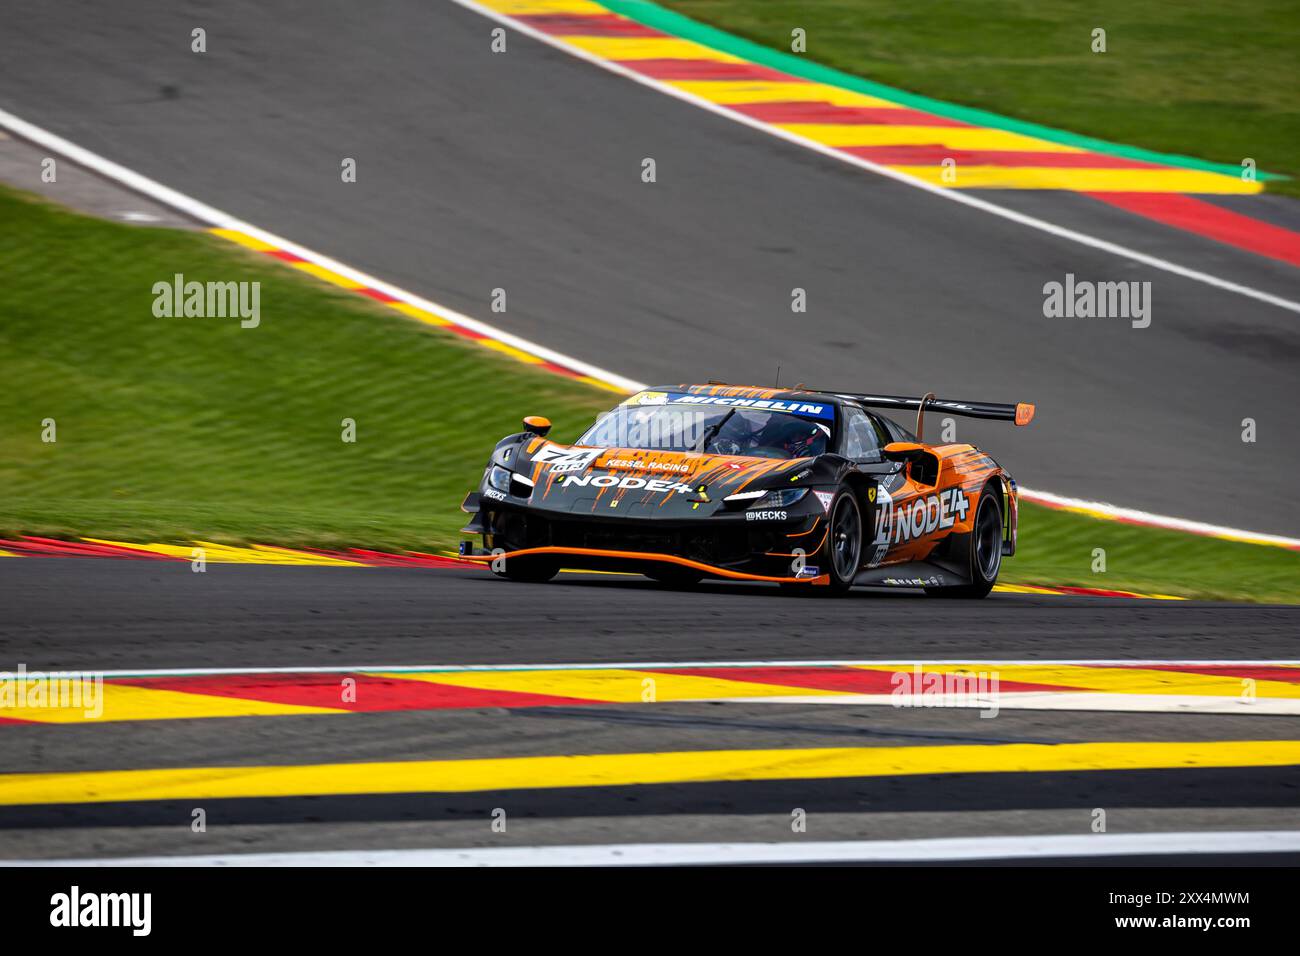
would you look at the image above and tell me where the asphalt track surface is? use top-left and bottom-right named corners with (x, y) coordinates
top-left (2, 2), bottom-right (1299, 863)
top-left (1, 560), bottom-right (1298, 861)
top-left (2, 0), bottom-right (1299, 533)
top-left (3, 560), bottom-right (1299, 671)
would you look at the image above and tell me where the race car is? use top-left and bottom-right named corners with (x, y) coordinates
top-left (459, 384), bottom-right (1034, 597)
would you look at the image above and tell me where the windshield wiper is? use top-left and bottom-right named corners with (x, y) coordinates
top-left (694, 409), bottom-right (736, 453)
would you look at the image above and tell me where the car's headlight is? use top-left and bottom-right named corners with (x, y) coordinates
top-left (759, 487), bottom-right (808, 507)
top-left (722, 487), bottom-right (809, 507)
top-left (487, 465), bottom-right (512, 493)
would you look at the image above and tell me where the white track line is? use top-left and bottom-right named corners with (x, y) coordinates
top-left (1, 98), bottom-right (1297, 547)
top-left (711, 693), bottom-right (1300, 716)
top-left (451, 0), bottom-right (1300, 316)
top-left (10, 831), bottom-right (1298, 866)
top-left (46, 659), bottom-right (1300, 679)
top-left (1017, 488), bottom-right (1300, 549)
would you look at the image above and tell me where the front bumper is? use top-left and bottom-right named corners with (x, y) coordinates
top-left (460, 545), bottom-right (829, 585)
top-left (461, 492), bottom-right (828, 584)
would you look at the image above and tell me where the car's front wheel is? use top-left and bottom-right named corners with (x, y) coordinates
top-left (811, 485), bottom-right (863, 596)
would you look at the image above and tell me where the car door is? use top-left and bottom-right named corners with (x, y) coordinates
top-left (871, 414), bottom-right (969, 568)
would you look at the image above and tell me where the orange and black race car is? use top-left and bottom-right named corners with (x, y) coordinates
top-left (459, 384), bottom-right (1034, 597)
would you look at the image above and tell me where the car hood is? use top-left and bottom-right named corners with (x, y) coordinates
top-left (513, 441), bottom-right (813, 517)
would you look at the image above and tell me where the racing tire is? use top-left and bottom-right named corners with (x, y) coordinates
top-left (645, 566), bottom-right (706, 588)
top-left (791, 484), bottom-right (862, 596)
top-left (925, 486), bottom-right (1002, 599)
top-left (492, 556), bottom-right (560, 583)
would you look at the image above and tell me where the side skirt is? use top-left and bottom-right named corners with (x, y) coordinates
top-left (853, 560), bottom-right (973, 590)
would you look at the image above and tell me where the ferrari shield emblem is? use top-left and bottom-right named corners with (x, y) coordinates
top-left (868, 487), bottom-right (877, 503)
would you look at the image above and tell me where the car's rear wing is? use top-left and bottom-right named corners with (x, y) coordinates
top-left (833, 391), bottom-right (1034, 440)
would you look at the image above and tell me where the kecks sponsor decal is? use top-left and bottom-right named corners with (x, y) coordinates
top-left (745, 510), bottom-right (788, 521)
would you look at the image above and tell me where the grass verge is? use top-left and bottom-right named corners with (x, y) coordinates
top-left (0, 186), bottom-right (610, 553)
top-left (1016, 503), bottom-right (1299, 604)
top-left (649, 0), bottom-right (1300, 197)
top-left (1, 187), bottom-right (1296, 601)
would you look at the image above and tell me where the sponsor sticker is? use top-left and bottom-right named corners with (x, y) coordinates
top-left (873, 487), bottom-right (971, 547)
top-left (624, 391), bottom-right (835, 421)
top-left (533, 443), bottom-right (604, 474)
top-left (882, 576), bottom-right (948, 587)
top-left (814, 491), bottom-right (835, 513)
top-left (563, 473), bottom-right (694, 494)
top-left (745, 510), bottom-right (788, 521)
top-left (601, 456), bottom-right (691, 473)
top-left (867, 486), bottom-right (893, 566)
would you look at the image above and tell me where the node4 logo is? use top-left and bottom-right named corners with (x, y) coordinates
top-left (562, 473), bottom-right (695, 494)
top-left (874, 487), bottom-right (970, 547)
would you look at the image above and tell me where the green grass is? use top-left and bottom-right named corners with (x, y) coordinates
top-left (0, 187), bottom-right (610, 553)
top-left (1, 187), bottom-right (1296, 601)
top-left (1015, 503), bottom-right (1300, 604)
top-left (651, 0), bottom-right (1300, 196)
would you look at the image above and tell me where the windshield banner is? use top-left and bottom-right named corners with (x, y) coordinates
top-left (625, 391), bottom-right (835, 421)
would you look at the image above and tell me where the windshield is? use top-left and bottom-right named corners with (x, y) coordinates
top-left (577, 396), bottom-right (834, 460)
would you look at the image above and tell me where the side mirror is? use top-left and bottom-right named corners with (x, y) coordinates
top-left (523, 415), bottom-right (552, 437)
top-left (883, 441), bottom-right (925, 462)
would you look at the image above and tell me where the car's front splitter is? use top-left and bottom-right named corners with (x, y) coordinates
top-left (460, 546), bottom-right (830, 585)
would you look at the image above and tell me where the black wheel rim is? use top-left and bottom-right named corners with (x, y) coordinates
top-left (831, 495), bottom-right (861, 581)
top-left (975, 497), bottom-right (1002, 581)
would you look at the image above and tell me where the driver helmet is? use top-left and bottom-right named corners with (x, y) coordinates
top-left (762, 416), bottom-right (827, 457)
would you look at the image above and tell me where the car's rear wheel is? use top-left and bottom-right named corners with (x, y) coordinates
top-left (925, 485), bottom-right (1001, 599)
